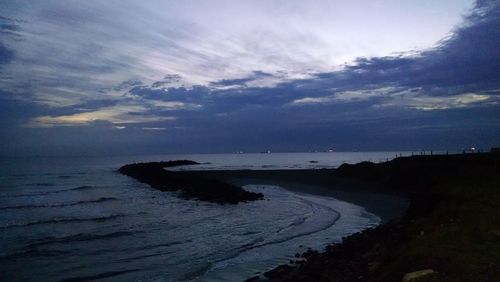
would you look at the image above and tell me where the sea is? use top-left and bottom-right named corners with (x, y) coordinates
top-left (0, 152), bottom-right (416, 281)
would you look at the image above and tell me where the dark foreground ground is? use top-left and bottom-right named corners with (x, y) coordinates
top-left (249, 152), bottom-right (500, 282)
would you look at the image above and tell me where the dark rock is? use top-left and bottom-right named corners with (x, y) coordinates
top-left (402, 269), bottom-right (436, 282)
top-left (119, 160), bottom-right (263, 204)
top-left (243, 275), bottom-right (261, 282)
top-left (264, 265), bottom-right (294, 280)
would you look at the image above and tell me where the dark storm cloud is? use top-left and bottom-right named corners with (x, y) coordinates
top-left (288, 0), bottom-right (500, 101)
top-left (0, 42), bottom-right (14, 67)
top-left (129, 0), bottom-right (499, 116)
top-left (129, 85), bottom-right (210, 104)
top-left (210, 71), bottom-right (274, 87)
top-left (0, 17), bottom-right (18, 68)
top-left (151, 74), bottom-right (182, 88)
top-left (114, 80), bottom-right (144, 92)
top-left (0, 16), bottom-right (23, 37)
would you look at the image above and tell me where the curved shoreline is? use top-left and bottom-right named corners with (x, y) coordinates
top-left (179, 170), bottom-right (408, 280)
top-left (246, 153), bottom-right (500, 281)
top-left (179, 169), bottom-right (409, 224)
top-left (197, 183), bottom-right (382, 281)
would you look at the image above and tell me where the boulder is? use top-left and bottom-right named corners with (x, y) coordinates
top-left (402, 269), bottom-right (436, 282)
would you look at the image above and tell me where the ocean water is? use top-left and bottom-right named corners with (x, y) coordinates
top-left (0, 152), bottom-right (407, 281)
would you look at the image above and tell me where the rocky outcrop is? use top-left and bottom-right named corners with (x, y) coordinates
top-left (119, 160), bottom-right (263, 204)
top-left (402, 269), bottom-right (436, 282)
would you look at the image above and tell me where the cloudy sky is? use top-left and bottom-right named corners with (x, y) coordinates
top-left (0, 0), bottom-right (499, 156)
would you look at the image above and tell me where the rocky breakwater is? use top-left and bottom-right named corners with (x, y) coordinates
top-left (119, 160), bottom-right (263, 204)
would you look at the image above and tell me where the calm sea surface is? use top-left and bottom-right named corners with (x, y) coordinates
top-left (0, 152), bottom-right (412, 281)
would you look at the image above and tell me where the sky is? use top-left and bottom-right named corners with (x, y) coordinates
top-left (0, 0), bottom-right (499, 156)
